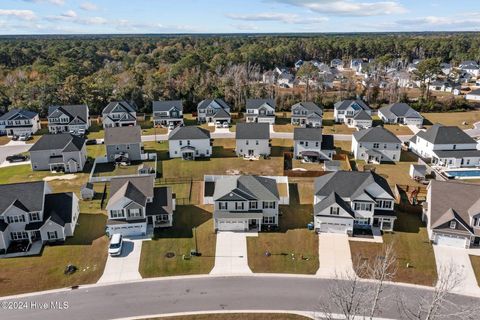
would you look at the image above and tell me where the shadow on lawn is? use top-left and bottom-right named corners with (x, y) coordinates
top-left (276, 183), bottom-right (314, 232)
top-left (154, 205), bottom-right (212, 239)
top-left (66, 214), bottom-right (107, 245)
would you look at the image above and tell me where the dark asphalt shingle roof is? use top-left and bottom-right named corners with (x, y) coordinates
top-left (108, 176), bottom-right (155, 208)
top-left (169, 126), bottom-right (211, 140)
top-left (413, 124), bottom-right (476, 145)
top-left (294, 128), bottom-right (323, 141)
top-left (235, 123), bottom-right (270, 140)
top-left (197, 99), bottom-right (230, 110)
top-left (314, 192), bottom-right (355, 217)
top-left (0, 181), bottom-right (46, 213)
top-left (0, 109), bottom-right (38, 120)
top-left (334, 100), bottom-right (370, 111)
top-left (152, 100), bottom-right (183, 112)
top-left (291, 102), bottom-right (323, 117)
top-left (146, 187), bottom-right (173, 216)
top-left (102, 101), bottom-right (136, 114)
top-left (43, 193), bottom-right (74, 227)
top-left (104, 125), bottom-right (142, 145)
top-left (246, 99), bottom-right (276, 110)
top-left (48, 105), bottom-right (89, 124)
top-left (29, 133), bottom-right (86, 152)
top-left (379, 103), bottom-right (422, 119)
top-left (213, 175), bottom-right (279, 202)
top-left (353, 110), bottom-right (372, 120)
top-left (433, 149), bottom-right (480, 158)
top-left (353, 127), bottom-right (401, 144)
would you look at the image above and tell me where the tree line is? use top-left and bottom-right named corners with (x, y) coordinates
top-left (1, 33), bottom-right (480, 116)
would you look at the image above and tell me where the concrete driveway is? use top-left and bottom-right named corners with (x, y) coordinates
top-left (316, 233), bottom-right (354, 278)
top-left (97, 239), bottom-right (143, 283)
top-left (433, 245), bottom-right (480, 296)
top-left (210, 231), bottom-right (255, 275)
top-left (0, 142), bottom-right (32, 165)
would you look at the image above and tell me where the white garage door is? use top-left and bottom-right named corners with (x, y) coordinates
top-left (320, 223), bottom-right (349, 234)
top-left (217, 220), bottom-right (246, 231)
top-left (107, 223), bottom-right (147, 237)
top-left (436, 234), bottom-right (467, 248)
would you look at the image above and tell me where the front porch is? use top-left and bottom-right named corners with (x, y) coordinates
top-left (48, 156), bottom-right (66, 172)
top-left (1, 240), bottom-right (43, 258)
top-left (365, 149), bottom-right (382, 164)
top-left (180, 146), bottom-right (197, 160)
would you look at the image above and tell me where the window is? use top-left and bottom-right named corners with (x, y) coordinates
top-left (376, 200), bottom-right (392, 209)
top-left (219, 202), bottom-right (228, 210)
top-left (235, 202), bottom-right (244, 210)
top-left (299, 141), bottom-right (304, 145)
top-left (246, 140), bottom-right (249, 145)
top-left (256, 140), bottom-right (259, 145)
top-left (330, 207), bottom-right (340, 215)
top-left (158, 214), bottom-right (170, 222)
top-left (453, 145), bottom-right (456, 150)
top-left (354, 202), bottom-right (372, 211)
top-left (129, 208), bottom-right (141, 217)
top-left (263, 216), bottom-right (275, 224)
top-left (10, 231), bottom-right (28, 240)
top-left (111, 210), bottom-right (124, 218)
top-left (373, 143), bottom-right (380, 149)
top-left (187, 140), bottom-right (191, 146)
top-left (29, 212), bottom-right (40, 222)
top-left (384, 144), bottom-right (387, 149)
top-left (305, 141), bottom-right (309, 147)
top-left (393, 154), bottom-right (396, 160)
top-left (249, 201), bottom-right (258, 209)
top-left (263, 201), bottom-right (276, 209)
top-left (450, 221), bottom-right (457, 229)
top-left (315, 142), bottom-right (319, 147)
top-left (47, 231), bottom-right (58, 240)
top-left (7, 215), bottom-right (25, 223)
top-left (206, 149), bottom-right (210, 155)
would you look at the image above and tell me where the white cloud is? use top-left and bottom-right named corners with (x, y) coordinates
top-left (61, 10), bottom-right (77, 18)
top-left (0, 9), bottom-right (36, 21)
top-left (80, 2), bottom-right (98, 11)
top-left (22, 0), bottom-right (65, 5)
top-left (395, 12), bottom-right (480, 30)
top-left (226, 12), bottom-right (328, 24)
top-left (273, 0), bottom-right (406, 17)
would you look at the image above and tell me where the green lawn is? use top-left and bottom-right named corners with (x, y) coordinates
top-left (349, 211), bottom-right (437, 286)
top-left (139, 205), bottom-right (216, 277)
top-left (247, 184), bottom-right (318, 274)
top-left (470, 255), bottom-right (480, 287)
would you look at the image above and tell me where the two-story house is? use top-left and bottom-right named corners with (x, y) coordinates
top-left (293, 128), bottom-right (335, 162)
top-left (423, 180), bottom-right (480, 248)
top-left (291, 102), bottom-right (323, 127)
top-left (152, 100), bottom-right (184, 127)
top-left (245, 99), bottom-right (276, 124)
top-left (334, 100), bottom-right (372, 129)
top-left (0, 109), bottom-right (41, 137)
top-left (235, 123), bottom-right (271, 158)
top-left (409, 124), bottom-right (480, 168)
top-left (378, 103), bottom-right (423, 127)
top-left (0, 181), bottom-right (79, 256)
top-left (105, 175), bottom-right (175, 237)
top-left (197, 99), bottom-right (231, 125)
top-left (47, 104), bottom-right (90, 134)
top-left (105, 125), bottom-right (143, 162)
top-left (206, 175), bottom-right (280, 231)
top-left (352, 127), bottom-right (402, 163)
top-left (29, 133), bottom-right (87, 173)
top-left (168, 126), bottom-right (212, 160)
top-left (102, 101), bottom-right (137, 128)
top-left (314, 171), bottom-right (396, 234)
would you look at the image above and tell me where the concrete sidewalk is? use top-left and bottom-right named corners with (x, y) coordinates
top-left (98, 239), bottom-right (143, 283)
top-left (210, 231), bottom-right (256, 275)
top-left (316, 233), bottom-right (354, 278)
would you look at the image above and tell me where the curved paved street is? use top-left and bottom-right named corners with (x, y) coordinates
top-left (1, 276), bottom-right (478, 320)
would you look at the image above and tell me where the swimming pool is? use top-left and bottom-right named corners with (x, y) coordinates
top-left (444, 169), bottom-right (480, 179)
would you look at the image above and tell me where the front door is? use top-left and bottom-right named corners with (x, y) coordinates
top-left (249, 219), bottom-right (257, 229)
top-left (248, 150), bottom-right (255, 156)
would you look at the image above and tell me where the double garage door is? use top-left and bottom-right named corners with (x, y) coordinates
top-left (435, 234), bottom-right (468, 248)
top-left (216, 219), bottom-right (247, 231)
top-left (107, 223), bottom-right (147, 237)
top-left (319, 222), bottom-right (351, 234)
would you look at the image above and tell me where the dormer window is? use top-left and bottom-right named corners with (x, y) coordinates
top-left (330, 207), bottom-right (339, 215)
top-left (450, 221), bottom-right (457, 229)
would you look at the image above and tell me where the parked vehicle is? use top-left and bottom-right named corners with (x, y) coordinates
top-left (11, 135), bottom-right (18, 141)
top-left (6, 154), bottom-right (28, 163)
top-left (215, 121), bottom-right (222, 128)
top-left (222, 122), bottom-right (229, 128)
top-left (168, 123), bottom-right (175, 130)
top-left (18, 134), bottom-right (30, 141)
top-left (108, 234), bottom-right (123, 256)
top-left (86, 139), bottom-right (97, 145)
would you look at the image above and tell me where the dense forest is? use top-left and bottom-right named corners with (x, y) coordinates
top-left (1, 33), bottom-right (480, 115)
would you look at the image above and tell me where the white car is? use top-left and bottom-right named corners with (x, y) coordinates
top-left (215, 121), bottom-right (222, 128)
top-left (168, 123), bottom-right (175, 130)
top-left (108, 234), bottom-right (123, 257)
top-left (222, 122), bottom-right (229, 128)
top-left (18, 134), bottom-right (30, 141)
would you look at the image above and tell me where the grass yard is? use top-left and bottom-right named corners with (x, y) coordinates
top-left (247, 184), bottom-right (318, 274)
top-left (0, 213), bottom-right (108, 297)
top-left (149, 314), bottom-right (310, 320)
top-left (92, 160), bottom-right (156, 178)
top-left (422, 111), bottom-right (480, 129)
top-left (0, 136), bottom-right (10, 146)
top-left (322, 111), bottom-right (357, 135)
top-left (383, 124), bottom-right (413, 135)
top-left (349, 211), bottom-right (437, 286)
top-left (469, 255), bottom-right (480, 286)
top-left (139, 205), bottom-right (216, 277)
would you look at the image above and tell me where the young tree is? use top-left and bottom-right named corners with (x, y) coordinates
top-left (414, 58), bottom-right (441, 101)
top-left (297, 62), bottom-right (318, 101)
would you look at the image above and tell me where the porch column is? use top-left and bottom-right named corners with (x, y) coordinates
top-left (258, 218), bottom-right (262, 232)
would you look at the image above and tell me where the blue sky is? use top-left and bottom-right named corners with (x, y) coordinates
top-left (0, 0), bottom-right (479, 34)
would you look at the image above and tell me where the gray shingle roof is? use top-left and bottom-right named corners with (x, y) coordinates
top-left (413, 124), bottom-right (476, 145)
top-left (291, 102), bottom-right (323, 117)
top-left (236, 123), bottom-right (270, 140)
top-left (108, 176), bottom-right (155, 208)
top-left (294, 128), bottom-right (323, 141)
top-left (29, 133), bottom-right (86, 152)
top-left (169, 126), bottom-right (211, 140)
top-left (146, 187), bottom-right (173, 216)
top-left (246, 99), bottom-right (276, 110)
top-left (314, 191), bottom-right (355, 217)
top-left (0, 109), bottom-right (38, 120)
top-left (0, 181), bottom-right (46, 213)
top-left (48, 105), bottom-right (89, 124)
top-left (152, 100), bottom-right (183, 112)
top-left (102, 101), bottom-right (136, 114)
top-left (213, 175), bottom-right (279, 202)
top-left (380, 103), bottom-right (422, 119)
top-left (197, 99), bottom-right (230, 110)
top-left (433, 149), bottom-right (480, 158)
top-left (334, 100), bottom-right (370, 111)
top-left (353, 127), bottom-right (401, 144)
top-left (104, 126), bottom-right (141, 145)
top-left (43, 193), bottom-right (74, 227)
top-left (353, 110), bottom-right (372, 120)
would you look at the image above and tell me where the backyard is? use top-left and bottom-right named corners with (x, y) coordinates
top-left (139, 205), bottom-right (217, 277)
top-left (247, 184), bottom-right (318, 274)
top-left (92, 160), bottom-right (156, 178)
top-left (422, 110), bottom-right (480, 129)
top-left (349, 210), bottom-right (437, 286)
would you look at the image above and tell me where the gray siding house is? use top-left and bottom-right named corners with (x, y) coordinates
top-left (293, 128), bottom-right (335, 162)
top-left (235, 123), bottom-right (271, 158)
top-left (102, 101), bottom-right (137, 128)
top-left (352, 127), bottom-right (402, 163)
top-left (291, 102), bottom-right (323, 127)
top-left (197, 99), bottom-right (231, 125)
top-left (378, 103), bottom-right (423, 126)
top-left (334, 100), bottom-right (372, 129)
top-left (0, 109), bottom-right (41, 137)
top-left (0, 181), bottom-right (80, 256)
top-left (29, 133), bottom-right (87, 173)
top-left (47, 104), bottom-right (90, 134)
top-left (245, 99), bottom-right (276, 124)
top-left (106, 175), bottom-right (175, 237)
top-left (152, 100), bottom-right (184, 127)
top-left (105, 125), bottom-right (143, 162)
top-left (314, 171), bottom-right (396, 234)
top-left (168, 126), bottom-right (212, 160)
